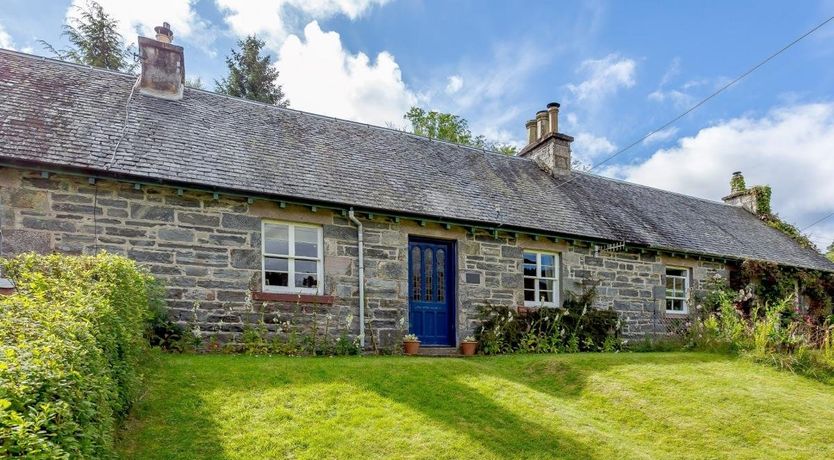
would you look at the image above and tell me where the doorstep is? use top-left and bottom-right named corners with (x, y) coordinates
top-left (415, 347), bottom-right (462, 357)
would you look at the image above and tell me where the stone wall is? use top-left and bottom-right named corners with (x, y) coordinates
top-left (0, 167), bottom-right (729, 347)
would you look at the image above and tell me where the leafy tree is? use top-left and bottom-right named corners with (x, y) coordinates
top-left (215, 35), bottom-right (288, 107)
top-left (492, 143), bottom-right (518, 156)
top-left (185, 77), bottom-right (205, 90)
top-left (403, 106), bottom-right (518, 155)
top-left (40, 0), bottom-right (135, 72)
top-left (827, 241), bottom-right (834, 262)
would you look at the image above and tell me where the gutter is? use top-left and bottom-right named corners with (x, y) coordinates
top-left (347, 208), bottom-right (366, 348)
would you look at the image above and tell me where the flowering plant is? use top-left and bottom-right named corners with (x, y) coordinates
top-left (462, 336), bottom-right (477, 342)
top-left (403, 333), bottom-right (420, 342)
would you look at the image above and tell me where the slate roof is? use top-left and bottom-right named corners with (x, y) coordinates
top-left (1, 49), bottom-right (832, 271)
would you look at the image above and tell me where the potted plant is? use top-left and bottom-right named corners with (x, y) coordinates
top-left (460, 336), bottom-right (478, 356)
top-left (403, 333), bottom-right (420, 355)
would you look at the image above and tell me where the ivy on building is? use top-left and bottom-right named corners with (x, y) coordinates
top-left (746, 184), bottom-right (815, 249)
top-left (731, 260), bottom-right (834, 321)
top-left (726, 179), bottom-right (833, 321)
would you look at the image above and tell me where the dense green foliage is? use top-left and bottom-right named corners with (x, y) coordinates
top-left (476, 285), bottom-right (621, 354)
top-left (750, 185), bottom-right (772, 216)
top-left (729, 179), bottom-right (816, 250)
top-left (216, 35), bottom-right (288, 107)
top-left (404, 106), bottom-right (517, 154)
top-left (732, 260), bottom-right (834, 321)
top-left (40, 0), bottom-right (135, 72)
top-left (687, 288), bottom-right (834, 382)
top-left (119, 353), bottom-right (834, 459)
top-left (729, 172), bottom-right (746, 193)
top-left (743, 184), bottom-right (817, 250)
top-left (145, 298), bottom-right (201, 353)
top-left (0, 253), bottom-right (156, 458)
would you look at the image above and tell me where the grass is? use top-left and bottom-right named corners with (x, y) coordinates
top-left (118, 352), bottom-right (834, 459)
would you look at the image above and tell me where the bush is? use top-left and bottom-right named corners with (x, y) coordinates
top-left (476, 284), bottom-right (622, 355)
top-left (686, 291), bottom-right (834, 382)
top-left (145, 295), bottom-right (200, 353)
top-left (0, 253), bottom-right (157, 458)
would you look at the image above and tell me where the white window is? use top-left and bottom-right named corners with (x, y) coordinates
top-left (523, 251), bottom-right (559, 307)
top-left (261, 221), bottom-right (323, 295)
top-left (665, 267), bottom-right (689, 313)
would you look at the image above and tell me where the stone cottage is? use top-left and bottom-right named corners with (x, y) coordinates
top-left (1, 29), bottom-right (832, 348)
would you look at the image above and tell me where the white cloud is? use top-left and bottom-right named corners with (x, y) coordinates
top-left (567, 54), bottom-right (636, 101)
top-left (0, 22), bottom-right (15, 50)
top-left (276, 21), bottom-right (417, 126)
top-left (648, 88), bottom-right (694, 107)
top-left (445, 75), bottom-right (463, 95)
top-left (658, 57), bottom-right (681, 87)
top-left (573, 132), bottom-right (617, 163)
top-left (614, 102), bottom-right (834, 249)
top-left (216, 0), bottom-right (388, 51)
top-left (641, 126), bottom-right (679, 145)
top-left (648, 77), bottom-right (729, 110)
top-left (66, 0), bottom-right (215, 55)
top-left (560, 112), bottom-right (617, 163)
top-left (427, 42), bottom-right (546, 148)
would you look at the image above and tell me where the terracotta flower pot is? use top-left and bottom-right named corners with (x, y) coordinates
top-left (460, 341), bottom-right (478, 356)
top-left (403, 340), bottom-right (421, 355)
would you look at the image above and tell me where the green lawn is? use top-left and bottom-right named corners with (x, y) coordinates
top-left (118, 352), bottom-right (834, 459)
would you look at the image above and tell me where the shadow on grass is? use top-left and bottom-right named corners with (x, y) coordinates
top-left (119, 352), bottom-right (731, 459)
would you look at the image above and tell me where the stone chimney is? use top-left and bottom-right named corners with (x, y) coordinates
top-left (517, 102), bottom-right (574, 176)
top-left (722, 171), bottom-right (771, 215)
top-left (138, 22), bottom-right (185, 101)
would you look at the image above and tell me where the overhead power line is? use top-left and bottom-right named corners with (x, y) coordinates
top-left (801, 211), bottom-right (834, 232)
top-left (552, 14), bottom-right (834, 191)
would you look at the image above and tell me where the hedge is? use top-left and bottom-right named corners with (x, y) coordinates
top-left (0, 253), bottom-right (156, 459)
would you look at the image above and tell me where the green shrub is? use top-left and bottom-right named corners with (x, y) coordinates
top-left (686, 292), bottom-right (834, 381)
top-left (476, 284), bottom-right (621, 355)
top-left (0, 253), bottom-right (157, 458)
top-left (144, 283), bottom-right (200, 353)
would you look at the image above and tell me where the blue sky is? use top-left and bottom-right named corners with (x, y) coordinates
top-left (2, 0), bottom-right (834, 248)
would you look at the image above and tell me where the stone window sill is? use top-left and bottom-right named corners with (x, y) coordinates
top-left (251, 291), bottom-right (335, 304)
top-left (517, 305), bottom-right (561, 315)
top-left (664, 310), bottom-right (689, 316)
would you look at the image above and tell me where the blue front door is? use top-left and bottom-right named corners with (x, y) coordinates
top-left (408, 238), bottom-right (455, 346)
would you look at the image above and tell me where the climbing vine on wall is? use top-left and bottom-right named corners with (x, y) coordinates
top-left (746, 184), bottom-right (816, 249)
top-left (723, 176), bottom-right (831, 321)
top-left (751, 185), bottom-right (772, 216)
top-left (733, 260), bottom-right (834, 321)
top-left (730, 173), bottom-right (747, 193)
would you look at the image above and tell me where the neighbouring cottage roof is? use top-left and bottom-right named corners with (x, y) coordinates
top-left (1, 50), bottom-right (832, 272)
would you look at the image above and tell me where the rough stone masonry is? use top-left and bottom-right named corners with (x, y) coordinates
top-left (0, 167), bottom-right (728, 347)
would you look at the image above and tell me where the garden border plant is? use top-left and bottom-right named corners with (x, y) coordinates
top-left (476, 281), bottom-right (622, 355)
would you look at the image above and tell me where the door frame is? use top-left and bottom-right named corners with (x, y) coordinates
top-left (407, 236), bottom-right (457, 346)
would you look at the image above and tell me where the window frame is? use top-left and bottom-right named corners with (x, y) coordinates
top-left (664, 266), bottom-right (690, 314)
top-left (261, 220), bottom-right (324, 295)
top-left (522, 251), bottom-right (560, 308)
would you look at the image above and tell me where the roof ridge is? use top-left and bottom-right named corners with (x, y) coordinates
top-left (0, 47), bottom-right (526, 160)
top-left (572, 169), bottom-right (738, 208)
